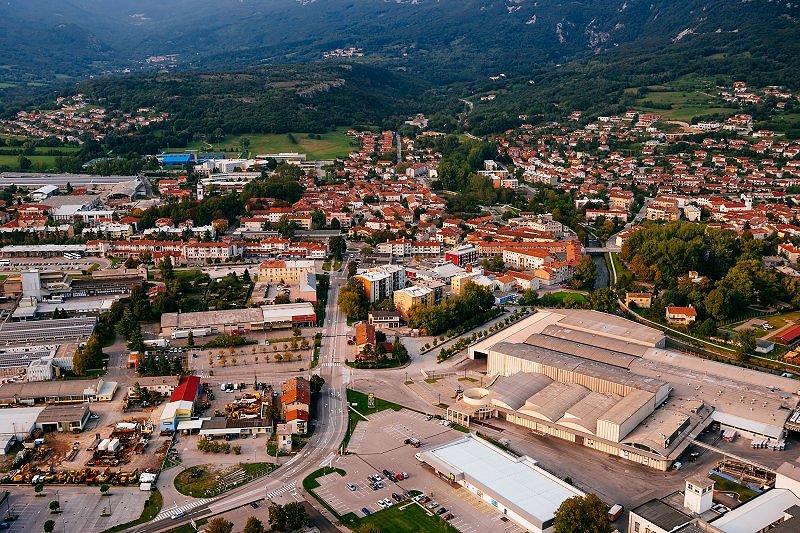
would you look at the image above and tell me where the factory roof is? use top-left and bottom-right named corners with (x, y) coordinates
top-left (35, 404), bottom-right (89, 424)
top-left (710, 488), bottom-right (800, 533)
top-left (418, 435), bottom-right (583, 529)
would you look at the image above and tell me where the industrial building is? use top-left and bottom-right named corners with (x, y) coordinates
top-left (0, 378), bottom-right (117, 405)
top-left (0, 316), bottom-right (96, 346)
top-left (160, 302), bottom-right (316, 336)
top-left (160, 376), bottom-right (201, 432)
top-left (450, 310), bottom-right (800, 471)
top-left (417, 434), bottom-right (584, 533)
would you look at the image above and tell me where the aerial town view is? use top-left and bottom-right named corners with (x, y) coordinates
top-left (1, 1), bottom-right (800, 533)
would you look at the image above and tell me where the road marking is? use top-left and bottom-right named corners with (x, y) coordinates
top-left (266, 482), bottom-right (296, 500)
top-left (155, 498), bottom-right (214, 520)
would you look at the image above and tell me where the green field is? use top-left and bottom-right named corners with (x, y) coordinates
top-left (358, 503), bottom-right (459, 533)
top-left (628, 76), bottom-right (739, 122)
top-left (168, 128), bottom-right (356, 160)
top-left (0, 154), bottom-right (59, 169)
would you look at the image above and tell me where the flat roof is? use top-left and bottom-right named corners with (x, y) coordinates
top-left (419, 435), bottom-right (583, 528)
top-left (36, 404), bottom-right (89, 424)
top-left (0, 379), bottom-right (98, 400)
top-left (711, 488), bottom-right (800, 533)
top-left (631, 499), bottom-right (691, 531)
top-left (0, 406), bottom-right (44, 434)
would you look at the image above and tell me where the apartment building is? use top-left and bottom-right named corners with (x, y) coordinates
top-left (355, 264), bottom-right (406, 303)
top-left (393, 285), bottom-right (435, 318)
top-left (258, 260), bottom-right (315, 283)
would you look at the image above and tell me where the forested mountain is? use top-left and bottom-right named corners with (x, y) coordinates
top-left (2, 0), bottom-right (798, 85)
top-left (1, 0), bottom-right (798, 136)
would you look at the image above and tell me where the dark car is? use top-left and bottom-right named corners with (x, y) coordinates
top-left (444, 513), bottom-right (454, 520)
top-left (392, 492), bottom-right (402, 502)
top-left (437, 507), bottom-right (448, 515)
top-left (420, 496), bottom-right (431, 504)
top-left (382, 469), bottom-right (391, 477)
top-left (361, 507), bottom-right (371, 516)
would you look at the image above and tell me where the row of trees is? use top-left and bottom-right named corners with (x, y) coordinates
top-left (407, 284), bottom-right (495, 336)
top-left (200, 503), bottom-right (307, 533)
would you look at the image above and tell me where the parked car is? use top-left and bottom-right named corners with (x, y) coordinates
top-left (361, 507), bottom-right (371, 516)
top-left (347, 483), bottom-right (357, 491)
top-left (392, 492), bottom-right (402, 502)
top-left (444, 513), bottom-right (454, 521)
top-left (437, 507), bottom-right (448, 515)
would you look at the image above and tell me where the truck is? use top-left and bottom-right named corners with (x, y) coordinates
top-left (144, 338), bottom-right (170, 348)
top-left (191, 328), bottom-right (214, 337)
top-left (608, 504), bottom-right (624, 522)
top-left (407, 437), bottom-right (421, 448)
top-left (170, 330), bottom-right (190, 340)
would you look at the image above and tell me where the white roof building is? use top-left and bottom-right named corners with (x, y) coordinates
top-left (418, 434), bottom-right (583, 533)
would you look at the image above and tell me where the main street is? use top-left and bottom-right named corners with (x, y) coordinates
top-left (131, 267), bottom-right (351, 532)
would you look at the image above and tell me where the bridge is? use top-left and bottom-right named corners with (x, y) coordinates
top-left (584, 246), bottom-right (621, 253)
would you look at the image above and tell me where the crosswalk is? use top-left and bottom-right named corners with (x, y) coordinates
top-left (155, 498), bottom-right (215, 520)
top-left (266, 482), bottom-right (296, 500)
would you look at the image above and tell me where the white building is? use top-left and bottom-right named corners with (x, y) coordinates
top-left (418, 434), bottom-right (584, 533)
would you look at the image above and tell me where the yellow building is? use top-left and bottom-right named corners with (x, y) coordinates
top-left (393, 286), bottom-right (434, 319)
top-left (258, 260), bottom-right (315, 283)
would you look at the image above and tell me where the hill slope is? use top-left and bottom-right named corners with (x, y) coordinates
top-left (1, 0), bottom-right (797, 86)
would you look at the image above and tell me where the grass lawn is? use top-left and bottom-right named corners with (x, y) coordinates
top-left (100, 489), bottom-right (162, 533)
top-left (0, 154), bottom-right (59, 170)
top-left (709, 474), bottom-right (759, 503)
top-left (166, 128), bottom-right (355, 160)
top-left (358, 502), bottom-right (459, 533)
top-left (174, 463), bottom-right (275, 497)
top-left (546, 291), bottom-right (587, 304)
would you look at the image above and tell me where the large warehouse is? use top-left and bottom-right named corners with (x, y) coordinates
top-left (418, 434), bottom-right (584, 533)
top-left (451, 310), bottom-right (800, 471)
top-left (160, 302), bottom-right (316, 335)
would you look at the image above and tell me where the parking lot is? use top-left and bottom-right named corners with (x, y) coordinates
top-left (4, 486), bottom-right (149, 533)
top-left (308, 409), bottom-right (531, 533)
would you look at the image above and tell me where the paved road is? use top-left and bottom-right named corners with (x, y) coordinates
top-left (132, 268), bottom-right (352, 532)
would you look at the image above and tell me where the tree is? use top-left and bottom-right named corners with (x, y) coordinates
top-left (127, 326), bottom-right (146, 353)
top-left (283, 502), bottom-right (308, 530)
top-left (206, 517), bottom-right (234, 533)
top-left (553, 494), bottom-right (611, 533)
top-left (44, 520), bottom-right (55, 533)
top-left (310, 374), bottom-right (325, 394)
top-left (392, 338), bottom-right (409, 364)
top-left (572, 256), bottom-right (597, 290)
top-left (347, 261), bottom-right (357, 278)
top-left (187, 330), bottom-right (195, 347)
top-left (17, 154), bottom-right (32, 170)
top-left (49, 500), bottom-right (60, 512)
top-left (337, 280), bottom-right (368, 321)
top-left (35, 483), bottom-right (43, 495)
top-left (588, 288), bottom-right (618, 313)
top-left (268, 504), bottom-right (287, 532)
top-left (329, 236), bottom-right (347, 260)
top-left (733, 328), bottom-right (757, 362)
top-left (100, 484), bottom-right (110, 495)
top-left (159, 256), bottom-right (175, 283)
top-left (695, 317), bottom-right (718, 338)
top-left (243, 517), bottom-right (266, 533)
